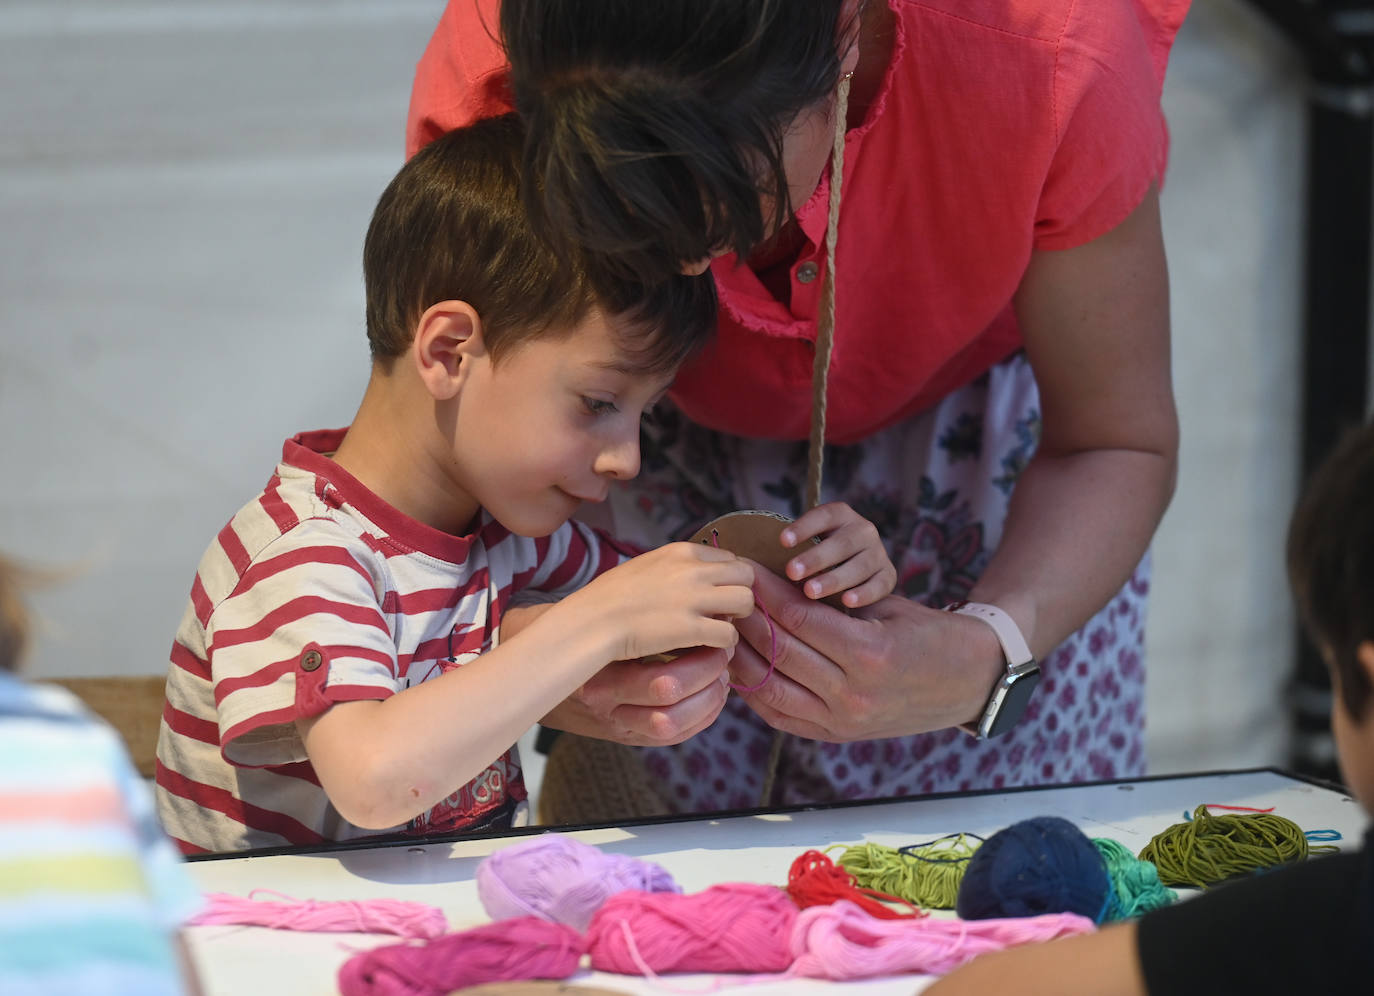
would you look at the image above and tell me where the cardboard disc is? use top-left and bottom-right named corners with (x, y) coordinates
top-left (689, 509), bottom-right (845, 609)
top-left (688, 509), bottom-right (796, 578)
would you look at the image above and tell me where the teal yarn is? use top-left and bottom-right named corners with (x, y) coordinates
top-left (955, 816), bottom-right (1112, 923)
top-left (1092, 837), bottom-right (1177, 921)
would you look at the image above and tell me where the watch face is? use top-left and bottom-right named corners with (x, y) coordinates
top-left (987, 670), bottom-right (1041, 738)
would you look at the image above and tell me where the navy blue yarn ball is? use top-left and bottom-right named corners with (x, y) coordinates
top-left (955, 815), bottom-right (1110, 921)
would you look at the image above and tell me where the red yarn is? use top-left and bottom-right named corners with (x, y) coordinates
top-left (337, 916), bottom-right (582, 996)
top-left (586, 884), bottom-right (797, 975)
top-left (786, 850), bottom-right (925, 920)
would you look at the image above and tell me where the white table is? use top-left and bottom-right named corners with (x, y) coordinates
top-left (185, 768), bottom-right (1363, 995)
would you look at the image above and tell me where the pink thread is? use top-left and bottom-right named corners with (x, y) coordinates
top-left (476, 833), bottom-right (680, 931)
top-left (189, 889), bottom-right (447, 939)
top-left (586, 883), bottom-right (797, 975)
top-left (789, 900), bottom-right (1096, 979)
top-left (708, 528), bottom-right (780, 693)
top-left (337, 916), bottom-right (582, 996)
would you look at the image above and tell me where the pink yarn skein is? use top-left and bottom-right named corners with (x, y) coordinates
top-left (586, 883), bottom-right (797, 975)
top-left (476, 833), bottom-right (681, 931)
top-left (336, 916), bottom-right (583, 996)
top-left (789, 900), bottom-right (1096, 979)
top-left (189, 889), bottom-right (447, 939)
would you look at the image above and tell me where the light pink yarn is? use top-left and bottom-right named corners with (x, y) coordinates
top-left (586, 883), bottom-right (797, 974)
top-left (476, 833), bottom-right (680, 931)
top-left (188, 889), bottom-right (447, 939)
top-left (789, 899), bottom-right (1096, 979)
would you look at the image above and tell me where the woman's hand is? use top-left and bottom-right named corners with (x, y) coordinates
top-left (728, 566), bottom-right (1004, 741)
top-left (501, 601), bottom-right (736, 748)
top-left (537, 647), bottom-right (736, 747)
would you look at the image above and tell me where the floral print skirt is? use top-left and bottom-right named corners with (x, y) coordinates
top-left (603, 353), bottom-right (1148, 811)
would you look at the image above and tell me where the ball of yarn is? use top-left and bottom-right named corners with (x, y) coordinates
top-left (586, 883), bottom-right (797, 975)
top-left (787, 850), bottom-right (923, 919)
top-left (476, 833), bottom-right (680, 931)
top-left (955, 816), bottom-right (1110, 922)
top-left (337, 916), bottom-right (582, 996)
top-left (1138, 804), bottom-right (1317, 888)
top-left (836, 833), bottom-right (981, 910)
top-left (1092, 837), bottom-right (1176, 920)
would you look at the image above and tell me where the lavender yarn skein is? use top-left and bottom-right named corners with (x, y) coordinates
top-left (476, 833), bottom-right (681, 931)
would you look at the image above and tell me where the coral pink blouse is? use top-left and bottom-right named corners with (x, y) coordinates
top-left (407, 0), bottom-right (1190, 444)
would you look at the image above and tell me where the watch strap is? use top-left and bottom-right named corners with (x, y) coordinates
top-left (946, 600), bottom-right (1039, 740)
top-left (945, 601), bottom-right (1034, 668)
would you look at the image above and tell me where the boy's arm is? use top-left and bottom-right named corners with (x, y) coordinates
top-left (299, 543), bottom-right (753, 829)
top-left (923, 923), bottom-right (1147, 996)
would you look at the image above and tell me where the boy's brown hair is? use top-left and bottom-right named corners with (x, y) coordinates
top-left (0, 556), bottom-right (29, 673)
top-left (364, 113), bottom-right (716, 374)
top-left (1288, 420), bottom-right (1374, 720)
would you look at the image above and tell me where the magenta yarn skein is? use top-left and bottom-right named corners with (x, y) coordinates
top-left (476, 833), bottom-right (681, 931)
top-left (586, 883), bottom-right (797, 975)
top-left (336, 916), bottom-right (582, 996)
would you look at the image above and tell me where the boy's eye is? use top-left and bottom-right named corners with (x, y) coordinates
top-left (582, 397), bottom-right (619, 416)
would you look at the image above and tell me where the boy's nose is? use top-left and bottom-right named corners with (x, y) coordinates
top-left (594, 436), bottom-right (640, 481)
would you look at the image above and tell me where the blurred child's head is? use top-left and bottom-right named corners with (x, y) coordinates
top-left (0, 556), bottom-right (29, 674)
top-left (1288, 421), bottom-right (1374, 812)
top-left (363, 112), bottom-right (716, 377)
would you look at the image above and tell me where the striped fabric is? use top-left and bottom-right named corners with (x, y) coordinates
top-left (0, 673), bottom-right (202, 996)
top-left (156, 429), bottom-right (630, 854)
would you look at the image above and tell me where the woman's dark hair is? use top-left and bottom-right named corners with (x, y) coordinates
top-left (364, 112), bottom-right (715, 373)
top-left (500, 0), bottom-right (852, 284)
top-left (1287, 420), bottom-right (1374, 720)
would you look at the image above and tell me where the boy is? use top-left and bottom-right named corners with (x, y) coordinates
top-left (155, 114), bottom-right (897, 853)
top-left (927, 421), bottom-right (1374, 994)
top-left (0, 556), bottom-right (204, 995)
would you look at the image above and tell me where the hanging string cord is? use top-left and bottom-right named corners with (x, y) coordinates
top-left (760, 70), bottom-right (852, 812)
top-left (804, 70), bottom-right (851, 513)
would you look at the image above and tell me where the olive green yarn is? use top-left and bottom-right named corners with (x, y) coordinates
top-left (1138, 805), bottom-right (1341, 889)
top-left (1092, 837), bottom-right (1176, 920)
top-left (832, 834), bottom-right (981, 910)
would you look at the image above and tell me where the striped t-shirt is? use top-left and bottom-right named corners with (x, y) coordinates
top-left (0, 673), bottom-right (202, 996)
top-left (155, 429), bottom-right (631, 854)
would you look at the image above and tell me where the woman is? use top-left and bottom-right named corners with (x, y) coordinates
top-left (407, 0), bottom-right (1187, 813)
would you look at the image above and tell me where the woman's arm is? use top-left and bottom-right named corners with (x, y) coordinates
top-left (728, 187), bottom-right (1177, 740)
top-left (973, 183), bottom-right (1177, 662)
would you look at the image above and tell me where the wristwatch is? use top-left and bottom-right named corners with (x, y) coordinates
top-left (946, 601), bottom-right (1041, 740)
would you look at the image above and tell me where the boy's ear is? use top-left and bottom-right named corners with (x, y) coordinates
top-left (412, 300), bottom-right (486, 400)
top-left (1357, 642), bottom-right (1374, 690)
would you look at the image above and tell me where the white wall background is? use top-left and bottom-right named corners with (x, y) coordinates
top-left (0, 1), bottom-right (1350, 788)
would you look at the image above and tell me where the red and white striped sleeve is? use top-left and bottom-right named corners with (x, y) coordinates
top-left (204, 522), bottom-right (398, 768)
top-left (517, 520), bottom-right (640, 599)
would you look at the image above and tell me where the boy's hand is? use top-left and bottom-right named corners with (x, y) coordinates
top-left (569, 542), bottom-right (756, 664)
top-left (779, 502), bottom-right (897, 609)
